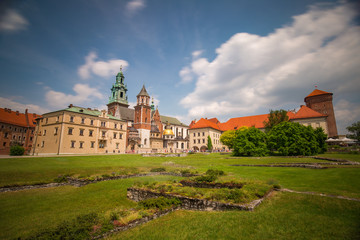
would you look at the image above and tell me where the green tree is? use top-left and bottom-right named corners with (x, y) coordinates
top-left (267, 121), bottom-right (324, 156)
top-left (232, 127), bottom-right (268, 156)
top-left (346, 121), bottom-right (360, 141)
top-left (263, 109), bottom-right (289, 132)
top-left (220, 130), bottom-right (236, 149)
top-left (207, 135), bottom-right (213, 151)
top-left (10, 145), bottom-right (25, 156)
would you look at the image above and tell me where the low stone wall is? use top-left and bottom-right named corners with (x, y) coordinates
top-left (230, 164), bottom-right (326, 169)
top-left (313, 156), bottom-right (359, 165)
top-left (0, 182), bottom-right (70, 193)
top-left (92, 207), bottom-right (178, 239)
top-left (127, 187), bottom-right (268, 211)
top-left (179, 180), bottom-right (243, 189)
top-left (142, 153), bottom-right (187, 157)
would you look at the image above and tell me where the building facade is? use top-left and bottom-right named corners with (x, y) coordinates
top-left (32, 106), bottom-right (127, 155)
top-left (0, 108), bottom-right (40, 155)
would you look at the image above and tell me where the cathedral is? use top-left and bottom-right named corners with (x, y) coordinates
top-left (107, 68), bottom-right (189, 153)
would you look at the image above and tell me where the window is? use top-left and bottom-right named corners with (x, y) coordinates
top-left (30, 137), bottom-right (33, 141)
top-left (198, 132), bottom-right (200, 137)
top-left (115, 124), bottom-right (117, 129)
top-left (202, 139), bottom-right (205, 143)
top-left (89, 130), bottom-right (93, 137)
top-left (45, 118), bottom-right (48, 124)
top-left (43, 130), bottom-right (46, 136)
top-left (54, 127), bottom-right (58, 135)
top-left (193, 140), bottom-right (196, 144)
top-left (202, 132), bottom-right (205, 136)
top-left (41, 141), bottom-right (45, 147)
top-left (71, 141), bottom-right (75, 148)
top-left (68, 128), bottom-right (73, 135)
top-left (70, 116), bottom-right (74, 122)
top-left (91, 141), bottom-right (95, 148)
top-left (24, 129), bottom-right (27, 133)
top-left (144, 138), bottom-right (147, 145)
top-left (145, 117), bottom-right (147, 123)
top-left (101, 121), bottom-right (106, 127)
top-left (119, 133), bottom-right (122, 139)
top-left (102, 131), bottom-right (106, 137)
top-left (4, 132), bottom-right (8, 138)
top-left (198, 139), bottom-right (200, 144)
top-left (3, 142), bottom-right (6, 147)
top-left (79, 142), bottom-right (84, 148)
top-left (113, 133), bottom-right (117, 139)
top-left (23, 136), bottom-right (26, 141)
top-left (90, 119), bottom-right (94, 125)
top-left (18, 136), bottom-right (21, 141)
top-left (81, 118), bottom-right (85, 124)
top-left (13, 135), bottom-right (16, 140)
top-left (116, 143), bottom-right (119, 149)
top-left (193, 133), bottom-right (195, 137)
top-left (120, 124), bottom-right (123, 130)
top-left (56, 116), bottom-right (60, 122)
top-left (14, 128), bottom-right (17, 132)
top-left (79, 129), bottom-right (84, 136)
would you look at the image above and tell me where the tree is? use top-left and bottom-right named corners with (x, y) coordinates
top-left (232, 127), bottom-right (268, 156)
top-left (263, 109), bottom-right (289, 132)
top-left (10, 145), bottom-right (25, 156)
top-left (220, 130), bottom-right (236, 149)
top-left (267, 121), bottom-right (325, 156)
top-left (207, 136), bottom-right (213, 151)
top-left (346, 121), bottom-right (360, 141)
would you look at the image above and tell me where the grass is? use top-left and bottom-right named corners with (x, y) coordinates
top-left (0, 152), bottom-right (359, 239)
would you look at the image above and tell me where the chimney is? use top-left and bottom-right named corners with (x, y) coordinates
top-left (25, 109), bottom-right (28, 114)
top-left (68, 104), bottom-right (73, 108)
top-left (8, 108), bottom-right (11, 113)
top-left (16, 111), bottom-right (19, 115)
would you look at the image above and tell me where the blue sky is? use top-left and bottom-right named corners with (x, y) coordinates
top-left (0, 0), bottom-right (359, 134)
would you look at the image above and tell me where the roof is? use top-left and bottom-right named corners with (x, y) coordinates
top-left (292, 105), bottom-right (326, 119)
top-left (0, 108), bottom-right (41, 128)
top-left (189, 118), bottom-right (221, 131)
top-left (160, 115), bottom-right (188, 127)
top-left (208, 118), bottom-right (220, 124)
top-left (119, 107), bottom-right (134, 121)
top-left (45, 106), bottom-right (122, 121)
top-left (151, 124), bottom-right (160, 133)
top-left (219, 114), bottom-right (269, 131)
top-left (305, 89), bottom-right (331, 98)
top-left (137, 85), bottom-right (150, 97)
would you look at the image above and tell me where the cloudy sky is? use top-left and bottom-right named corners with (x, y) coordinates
top-left (0, 0), bottom-right (359, 134)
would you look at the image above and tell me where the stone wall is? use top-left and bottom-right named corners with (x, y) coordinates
top-left (127, 187), bottom-right (268, 211)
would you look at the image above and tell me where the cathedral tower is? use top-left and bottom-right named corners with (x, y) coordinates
top-left (134, 85), bottom-right (151, 148)
top-left (107, 67), bottom-right (129, 118)
top-left (304, 89), bottom-right (338, 137)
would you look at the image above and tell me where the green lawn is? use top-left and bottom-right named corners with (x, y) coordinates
top-left (0, 153), bottom-right (359, 239)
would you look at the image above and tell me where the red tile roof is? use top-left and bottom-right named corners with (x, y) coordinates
top-left (306, 89), bottom-right (331, 98)
top-left (292, 105), bottom-right (326, 119)
top-left (189, 118), bottom-right (221, 131)
top-left (0, 108), bottom-right (41, 127)
top-left (208, 118), bottom-right (220, 124)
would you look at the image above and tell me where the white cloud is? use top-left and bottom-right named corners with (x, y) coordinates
top-left (334, 99), bottom-right (360, 135)
top-left (126, 0), bottom-right (146, 15)
top-left (0, 97), bottom-right (49, 114)
top-left (78, 51), bottom-right (129, 79)
top-left (192, 50), bottom-right (203, 59)
top-left (0, 9), bottom-right (29, 32)
top-left (179, 2), bottom-right (360, 132)
top-left (45, 84), bottom-right (103, 109)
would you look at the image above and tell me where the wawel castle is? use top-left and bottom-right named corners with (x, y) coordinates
top-left (0, 67), bottom-right (338, 155)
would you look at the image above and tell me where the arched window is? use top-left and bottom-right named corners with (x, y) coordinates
top-left (120, 92), bottom-right (123, 98)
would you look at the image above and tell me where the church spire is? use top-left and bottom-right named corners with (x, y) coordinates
top-left (109, 66), bottom-right (128, 105)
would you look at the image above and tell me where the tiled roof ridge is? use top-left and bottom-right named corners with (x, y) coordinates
top-left (305, 89), bottom-right (331, 98)
top-left (292, 105), bottom-right (327, 119)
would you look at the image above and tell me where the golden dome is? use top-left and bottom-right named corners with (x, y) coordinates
top-left (163, 128), bottom-right (174, 136)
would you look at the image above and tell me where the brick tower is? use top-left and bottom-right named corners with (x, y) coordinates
top-left (134, 85), bottom-right (151, 148)
top-left (304, 89), bottom-right (338, 137)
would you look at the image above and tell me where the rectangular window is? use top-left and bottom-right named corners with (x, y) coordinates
top-left (81, 118), bottom-right (85, 124)
top-left (79, 129), bottom-right (84, 136)
top-left (102, 131), bottom-right (106, 137)
top-left (14, 128), bottom-right (17, 132)
top-left (202, 132), bottom-right (205, 136)
top-left (45, 118), bottom-right (48, 124)
top-left (89, 130), bottom-right (93, 137)
top-left (198, 139), bottom-right (200, 144)
top-left (193, 133), bottom-right (195, 137)
top-left (23, 136), bottom-right (26, 141)
top-left (71, 141), bottom-right (75, 148)
top-left (3, 142), bottom-right (6, 147)
top-left (113, 132), bottom-right (117, 139)
top-left (116, 143), bottom-right (119, 149)
top-left (43, 130), bottom-right (46, 136)
top-left (193, 140), bottom-right (196, 144)
top-left (4, 132), bottom-right (8, 138)
top-left (119, 133), bottom-right (122, 139)
top-left (114, 124), bottom-right (117, 129)
top-left (54, 127), bottom-right (58, 135)
top-left (203, 139), bottom-right (205, 143)
top-left (198, 132), bottom-right (200, 137)
top-left (90, 119), bottom-right (94, 125)
top-left (18, 136), bottom-right (21, 141)
top-left (68, 128), bottom-right (73, 135)
top-left (30, 137), bottom-right (33, 141)
top-left (101, 121), bottom-right (106, 127)
top-left (91, 141), bottom-right (95, 148)
top-left (56, 116), bottom-right (60, 122)
top-left (80, 142), bottom-right (84, 148)
top-left (120, 124), bottom-right (123, 130)
top-left (70, 116), bottom-right (74, 122)
top-left (41, 141), bottom-right (45, 147)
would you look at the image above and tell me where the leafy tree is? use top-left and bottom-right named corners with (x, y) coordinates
top-left (267, 121), bottom-right (324, 156)
top-left (232, 127), bottom-right (268, 156)
top-left (220, 130), bottom-right (236, 149)
top-left (314, 127), bottom-right (328, 153)
top-left (346, 121), bottom-right (360, 141)
top-left (264, 109), bottom-right (289, 132)
top-left (207, 135), bottom-right (213, 151)
top-left (10, 145), bottom-right (25, 156)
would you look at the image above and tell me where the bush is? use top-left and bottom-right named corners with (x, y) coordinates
top-left (138, 197), bottom-right (181, 210)
top-left (206, 169), bottom-right (225, 176)
top-left (150, 167), bottom-right (166, 172)
top-left (232, 127), bottom-right (268, 156)
top-left (194, 175), bottom-right (217, 183)
top-left (10, 145), bottom-right (25, 156)
top-left (54, 174), bottom-right (70, 183)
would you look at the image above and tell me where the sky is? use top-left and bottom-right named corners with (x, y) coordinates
top-left (0, 0), bottom-right (359, 135)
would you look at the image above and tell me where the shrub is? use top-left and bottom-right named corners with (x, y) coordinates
top-left (194, 175), bottom-right (217, 183)
top-left (150, 167), bottom-right (166, 172)
top-left (206, 169), bottom-right (225, 176)
top-left (53, 174), bottom-right (70, 183)
top-left (10, 145), bottom-right (25, 156)
top-left (138, 197), bottom-right (181, 210)
top-left (101, 174), bottom-right (111, 178)
top-left (232, 127), bottom-right (268, 156)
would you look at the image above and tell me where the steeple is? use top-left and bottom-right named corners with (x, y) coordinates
top-left (108, 66), bottom-right (128, 106)
top-left (136, 85), bottom-right (150, 106)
